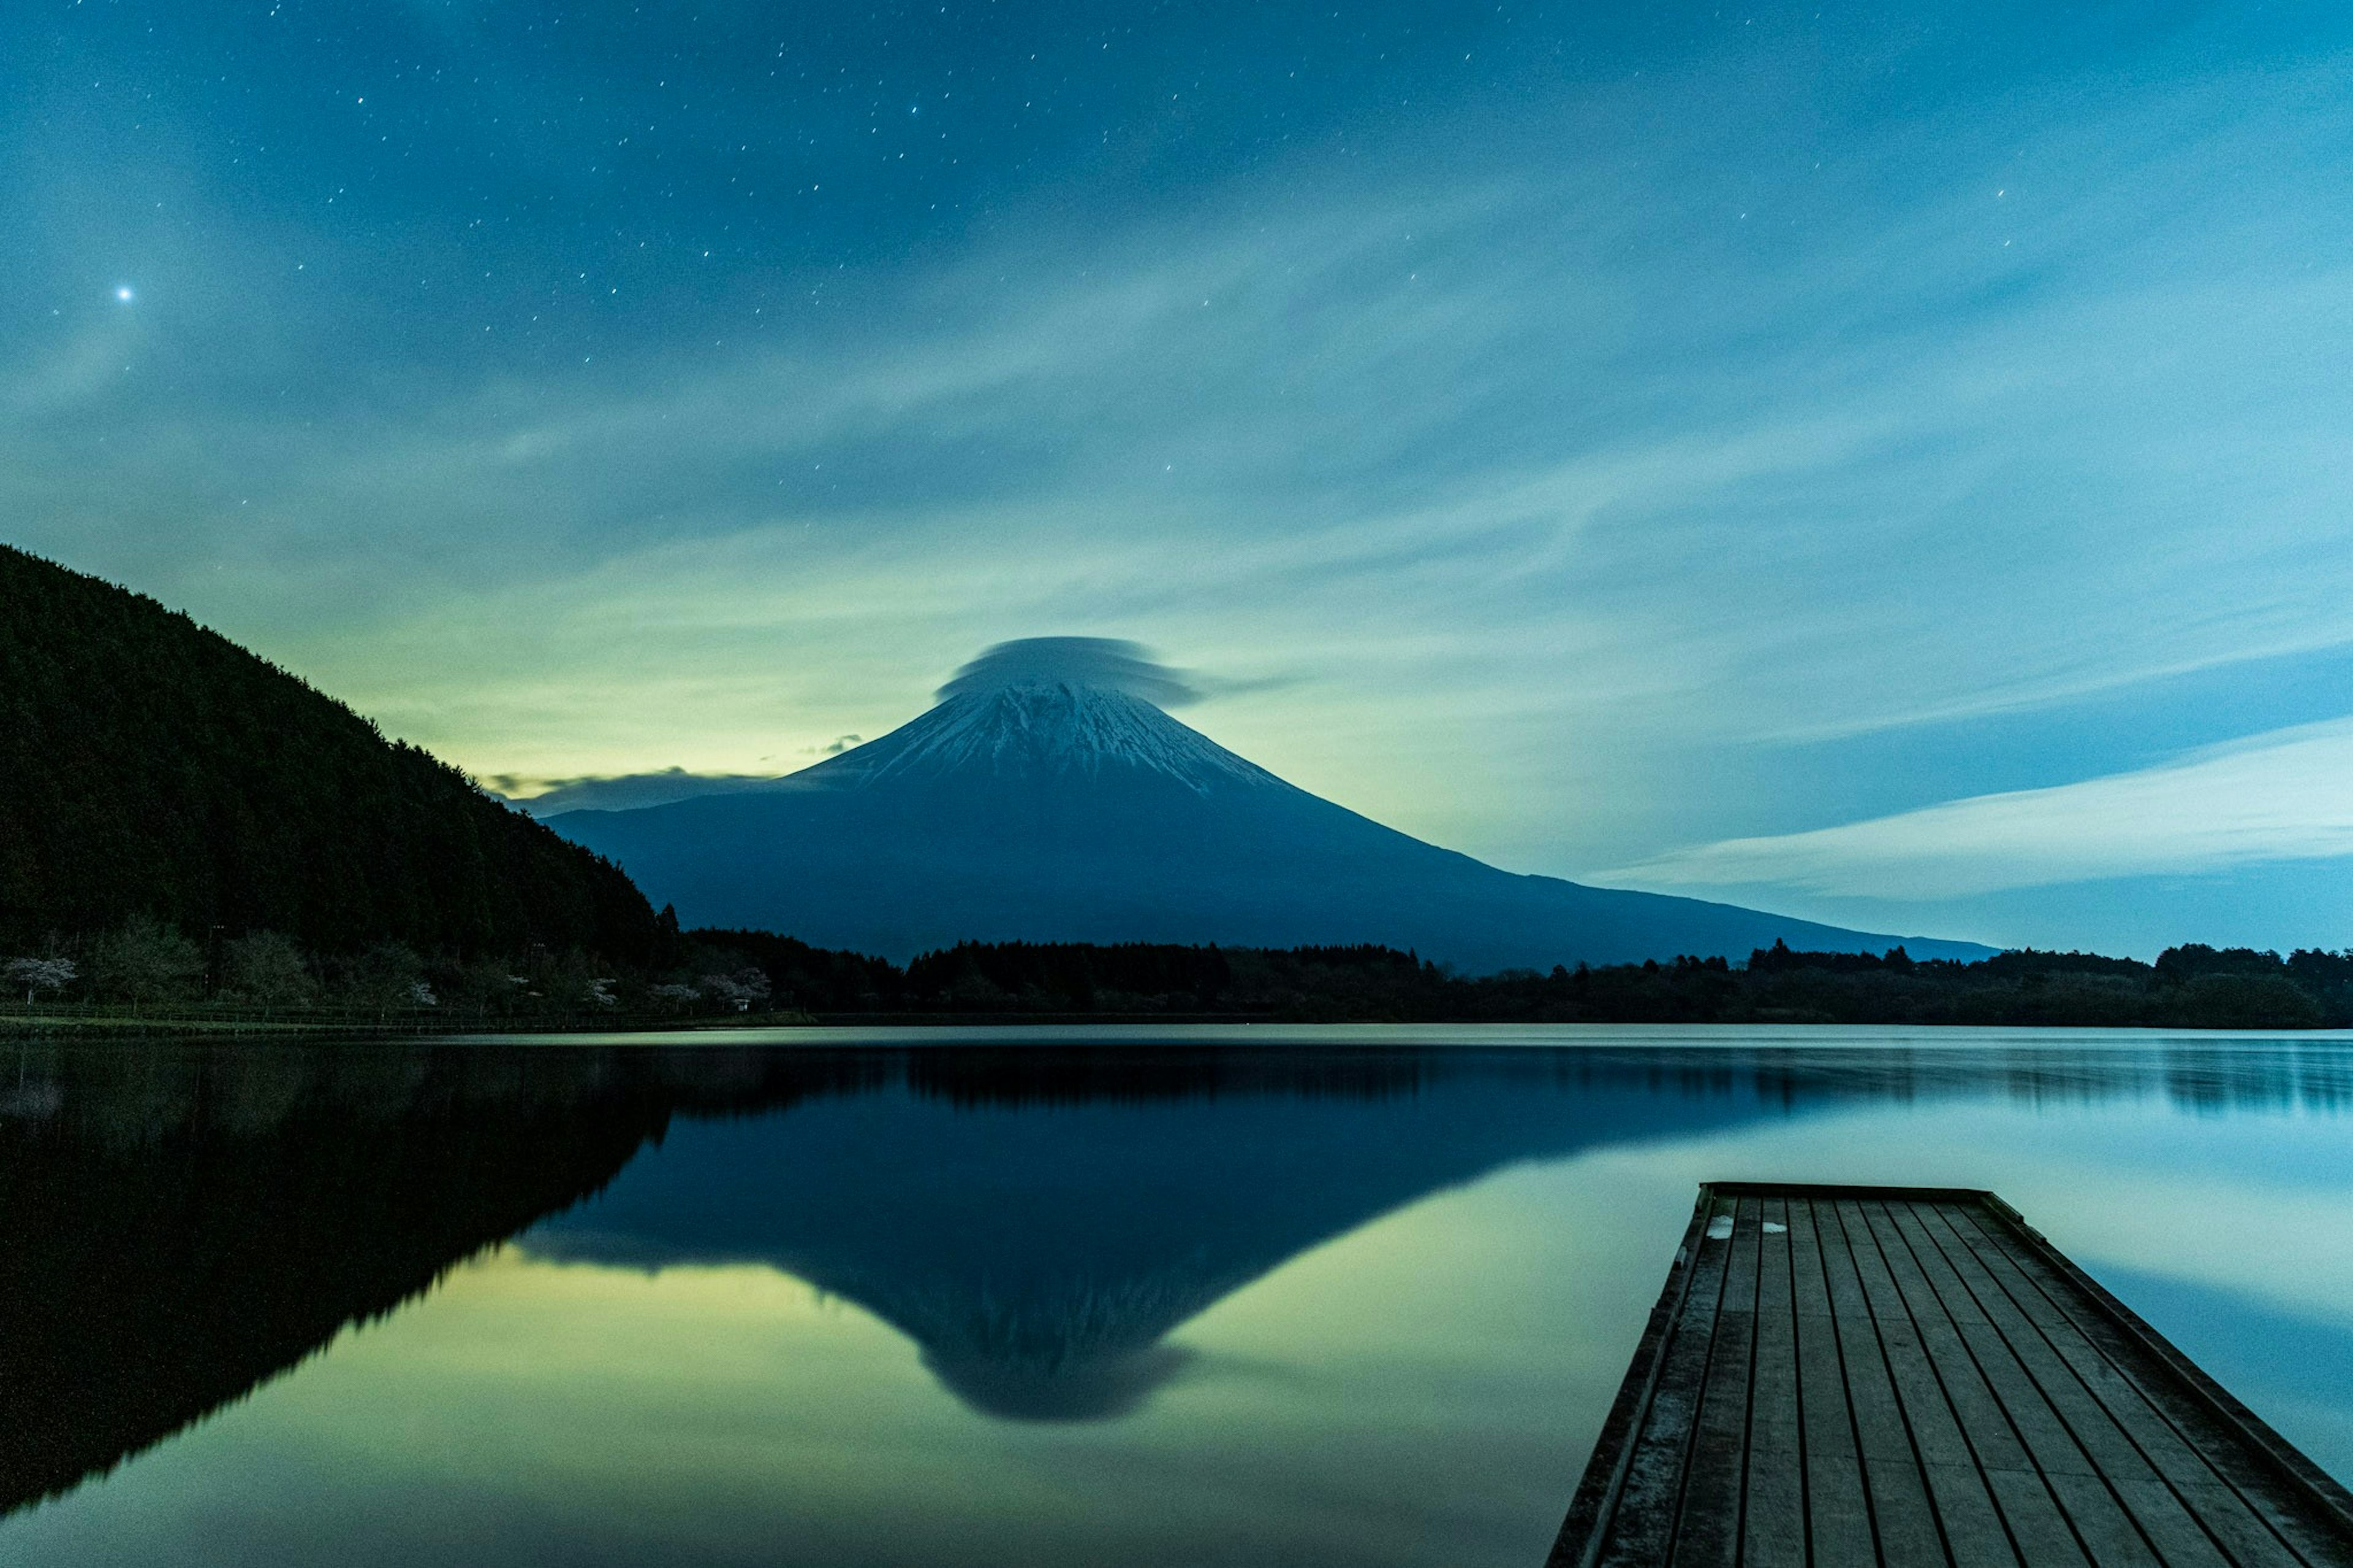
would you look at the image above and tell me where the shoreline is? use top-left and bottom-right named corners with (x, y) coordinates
top-left (6, 1010), bottom-right (2347, 1040)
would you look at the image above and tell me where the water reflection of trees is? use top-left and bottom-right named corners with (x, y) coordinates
top-left (1590, 1041), bottom-right (2353, 1116)
top-left (0, 1044), bottom-right (659, 1515)
top-left (0, 1036), bottom-right (2345, 1514)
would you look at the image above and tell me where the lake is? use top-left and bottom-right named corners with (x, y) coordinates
top-left (2, 1026), bottom-right (2348, 1567)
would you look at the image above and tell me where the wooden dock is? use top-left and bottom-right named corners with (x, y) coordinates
top-left (1549, 1184), bottom-right (2353, 1568)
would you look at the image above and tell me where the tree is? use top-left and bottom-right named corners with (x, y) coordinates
top-left (698, 968), bottom-right (771, 1012)
top-left (90, 917), bottom-right (204, 1012)
top-left (343, 944), bottom-right (426, 1019)
top-left (445, 958), bottom-right (527, 1021)
top-left (4, 956), bottom-right (75, 1006)
top-left (223, 931), bottom-right (316, 1010)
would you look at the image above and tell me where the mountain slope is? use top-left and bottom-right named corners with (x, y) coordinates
top-left (0, 544), bottom-right (659, 958)
top-left (551, 646), bottom-right (1986, 971)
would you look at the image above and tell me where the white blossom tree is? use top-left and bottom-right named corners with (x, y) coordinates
top-left (698, 968), bottom-right (773, 1012)
top-left (5, 956), bottom-right (76, 1006)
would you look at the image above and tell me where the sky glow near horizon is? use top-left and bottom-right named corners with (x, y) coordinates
top-left (6, 0), bottom-right (2352, 955)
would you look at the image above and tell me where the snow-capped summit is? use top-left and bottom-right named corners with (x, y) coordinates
top-left (807, 674), bottom-right (1278, 793)
top-left (550, 638), bottom-right (1987, 971)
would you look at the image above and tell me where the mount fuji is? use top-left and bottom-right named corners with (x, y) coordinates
top-left (547, 640), bottom-right (1989, 971)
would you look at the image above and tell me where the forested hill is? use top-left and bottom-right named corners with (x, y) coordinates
top-left (0, 545), bottom-right (659, 961)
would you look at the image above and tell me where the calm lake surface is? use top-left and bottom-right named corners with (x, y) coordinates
top-left (2, 1026), bottom-right (2349, 1567)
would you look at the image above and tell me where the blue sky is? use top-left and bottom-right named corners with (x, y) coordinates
top-left (6, 0), bottom-right (2351, 955)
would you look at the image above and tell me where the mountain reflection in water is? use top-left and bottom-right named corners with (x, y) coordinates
top-left (520, 1052), bottom-right (1778, 1421)
top-left (1, 1034), bottom-right (2348, 1530)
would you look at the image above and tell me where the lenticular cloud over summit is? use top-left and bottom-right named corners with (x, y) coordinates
top-left (937, 638), bottom-right (1201, 708)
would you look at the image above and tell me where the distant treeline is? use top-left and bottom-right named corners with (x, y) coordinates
top-left (683, 931), bottom-right (2353, 1029)
top-left (7, 920), bottom-right (2349, 1029)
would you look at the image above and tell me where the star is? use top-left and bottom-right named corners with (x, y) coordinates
top-left (114, 286), bottom-right (135, 302)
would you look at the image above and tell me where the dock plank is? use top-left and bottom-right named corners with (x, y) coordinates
top-left (1817, 1197), bottom-right (1953, 1566)
top-left (1670, 1194), bottom-right (1762, 1568)
top-left (1942, 1206), bottom-right (2322, 1568)
top-left (1908, 1203), bottom-right (2237, 1568)
top-left (1789, 1194), bottom-right (1880, 1568)
top-left (1741, 1196), bottom-right (1807, 1568)
top-left (1868, 1200), bottom-right (2095, 1568)
top-left (1591, 1191), bottom-right (1738, 1568)
top-left (1549, 1185), bottom-right (2353, 1568)
top-left (1837, 1200), bottom-right (2020, 1568)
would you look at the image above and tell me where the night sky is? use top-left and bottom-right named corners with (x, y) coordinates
top-left (7, 0), bottom-right (2352, 955)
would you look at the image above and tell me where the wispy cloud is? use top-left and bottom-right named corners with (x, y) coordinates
top-left (12, 26), bottom-right (2353, 950)
top-left (1601, 718), bottom-right (2353, 900)
top-left (486, 768), bottom-right (783, 817)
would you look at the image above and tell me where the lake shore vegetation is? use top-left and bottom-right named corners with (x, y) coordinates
top-left (6, 926), bottom-right (2346, 1032)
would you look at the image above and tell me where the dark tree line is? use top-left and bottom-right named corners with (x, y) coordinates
top-left (11, 918), bottom-right (2345, 1029)
top-left (670, 933), bottom-right (2353, 1029)
top-left (0, 545), bottom-right (659, 964)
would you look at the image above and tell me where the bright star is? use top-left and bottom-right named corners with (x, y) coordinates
top-left (114, 286), bottom-right (135, 302)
